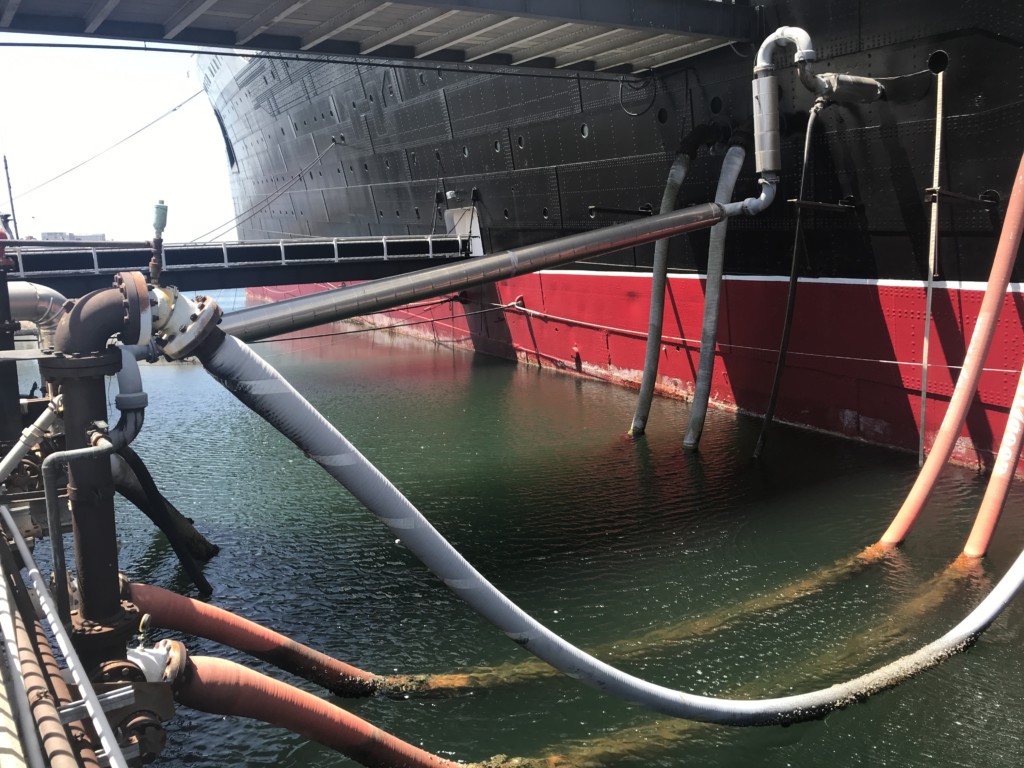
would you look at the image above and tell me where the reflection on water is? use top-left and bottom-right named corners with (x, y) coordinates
top-left (30, 301), bottom-right (1024, 767)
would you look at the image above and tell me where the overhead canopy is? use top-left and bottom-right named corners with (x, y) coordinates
top-left (0, 0), bottom-right (754, 73)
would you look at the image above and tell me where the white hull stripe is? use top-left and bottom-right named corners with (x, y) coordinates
top-left (543, 269), bottom-right (1024, 293)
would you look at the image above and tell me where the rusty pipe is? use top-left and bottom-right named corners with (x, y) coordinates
top-left (128, 583), bottom-right (378, 697)
top-left (175, 656), bottom-right (464, 768)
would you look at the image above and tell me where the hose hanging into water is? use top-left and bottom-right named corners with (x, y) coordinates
top-left (175, 656), bottom-right (462, 768)
top-left (961, 363), bottom-right (1024, 558)
top-left (111, 449), bottom-right (217, 595)
top-left (629, 125), bottom-right (717, 436)
top-left (879, 151), bottom-right (1024, 547)
top-left (127, 582), bottom-right (379, 697)
top-left (628, 152), bottom-right (691, 436)
top-left (684, 138), bottom-right (749, 450)
top-left (753, 98), bottom-right (827, 459)
top-left (194, 327), bottom-right (1024, 725)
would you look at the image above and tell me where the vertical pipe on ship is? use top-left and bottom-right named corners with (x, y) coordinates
top-left (683, 136), bottom-right (750, 450)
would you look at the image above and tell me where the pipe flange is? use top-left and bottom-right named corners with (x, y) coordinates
top-left (160, 299), bottom-right (222, 360)
top-left (113, 272), bottom-right (151, 346)
top-left (37, 347), bottom-right (122, 381)
top-left (159, 639), bottom-right (189, 685)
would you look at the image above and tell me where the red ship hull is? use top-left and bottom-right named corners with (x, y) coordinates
top-left (249, 269), bottom-right (1024, 473)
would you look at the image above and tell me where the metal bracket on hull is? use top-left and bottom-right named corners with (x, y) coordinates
top-left (925, 187), bottom-right (1000, 208)
top-left (787, 197), bottom-right (859, 213)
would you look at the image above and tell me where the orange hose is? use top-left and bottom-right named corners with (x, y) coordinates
top-left (962, 363), bottom-right (1024, 558)
top-left (879, 152), bottom-right (1024, 547)
top-left (129, 583), bottom-right (378, 697)
top-left (176, 656), bottom-right (463, 768)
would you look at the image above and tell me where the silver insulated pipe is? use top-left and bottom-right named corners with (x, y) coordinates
top-left (8, 281), bottom-right (66, 348)
top-left (221, 203), bottom-right (725, 342)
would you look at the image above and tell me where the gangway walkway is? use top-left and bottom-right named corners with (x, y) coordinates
top-left (5, 235), bottom-right (468, 294)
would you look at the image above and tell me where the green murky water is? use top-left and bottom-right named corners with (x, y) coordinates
top-left (19, 293), bottom-right (1024, 767)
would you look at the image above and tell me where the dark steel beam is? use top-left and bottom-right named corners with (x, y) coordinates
top-left (397, 0), bottom-right (754, 41)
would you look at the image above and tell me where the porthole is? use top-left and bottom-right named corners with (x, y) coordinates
top-left (657, 108), bottom-right (668, 124)
top-left (462, 146), bottom-right (469, 157)
top-left (709, 96), bottom-right (723, 115)
top-left (542, 207), bottom-right (549, 219)
top-left (580, 124), bottom-right (589, 138)
top-left (517, 136), bottom-right (524, 149)
top-left (503, 208), bottom-right (510, 220)
top-left (494, 140), bottom-right (501, 152)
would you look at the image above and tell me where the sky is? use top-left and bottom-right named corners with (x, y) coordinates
top-left (0, 33), bottom-right (237, 242)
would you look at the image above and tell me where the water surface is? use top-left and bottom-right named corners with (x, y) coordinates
top-left (24, 302), bottom-right (1023, 768)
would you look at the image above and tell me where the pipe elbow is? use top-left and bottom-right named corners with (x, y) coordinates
top-left (755, 26), bottom-right (816, 74)
top-left (53, 272), bottom-right (150, 355)
top-left (722, 175), bottom-right (778, 218)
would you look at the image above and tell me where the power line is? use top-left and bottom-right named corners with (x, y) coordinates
top-left (14, 91), bottom-right (203, 200)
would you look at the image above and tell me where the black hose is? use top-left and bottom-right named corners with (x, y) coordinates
top-left (753, 100), bottom-right (827, 459)
top-left (114, 446), bottom-right (216, 595)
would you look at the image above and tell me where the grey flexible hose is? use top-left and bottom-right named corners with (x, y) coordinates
top-left (201, 332), bottom-right (1024, 725)
top-left (629, 154), bottom-right (691, 436)
top-left (684, 145), bottom-right (747, 450)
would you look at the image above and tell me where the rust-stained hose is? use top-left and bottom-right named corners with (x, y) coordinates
top-left (962, 362), bottom-right (1024, 558)
top-left (3, 582), bottom-right (78, 768)
top-left (879, 151), bottom-right (1024, 547)
top-left (175, 656), bottom-right (462, 768)
top-left (32, 619), bottom-right (101, 768)
top-left (128, 583), bottom-right (378, 697)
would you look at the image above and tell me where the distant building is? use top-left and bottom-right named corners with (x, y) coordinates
top-left (40, 232), bottom-right (106, 242)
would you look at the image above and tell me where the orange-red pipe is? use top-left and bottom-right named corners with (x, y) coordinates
top-left (962, 362), bottom-right (1024, 558)
top-left (175, 656), bottom-right (463, 768)
top-left (128, 583), bottom-right (378, 697)
top-left (879, 152), bottom-right (1024, 547)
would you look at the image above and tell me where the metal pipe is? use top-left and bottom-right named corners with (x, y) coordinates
top-left (221, 203), bottom-right (726, 342)
top-left (0, 267), bottom-right (20, 445)
top-left (7, 282), bottom-right (65, 349)
top-left (918, 67), bottom-right (945, 466)
top-left (43, 348), bottom-right (146, 624)
top-left (0, 395), bottom-right (61, 485)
